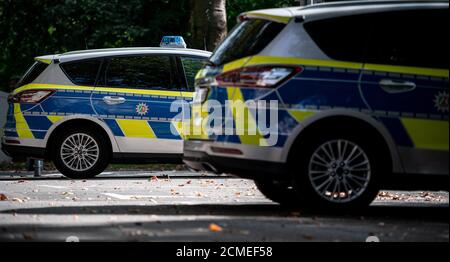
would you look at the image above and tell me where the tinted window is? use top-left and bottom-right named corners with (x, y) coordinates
top-left (365, 9), bottom-right (447, 69)
top-left (304, 15), bottom-right (370, 63)
top-left (61, 59), bottom-right (102, 86)
top-left (17, 61), bottom-right (49, 87)
top-left (102, 56), bottom-right (174, 90)
top-left (209, 19), bottom-right (285, 65)
top-left (181, 56), bottom-right (205, 91)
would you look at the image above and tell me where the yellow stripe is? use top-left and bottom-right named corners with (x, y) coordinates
top-left (35, 58), bottom-right (52, 64)
top-left (220, 56), bottom-right (448, 78)
top-left (246, 56), bottom-right (363, 70)
top-left (116, 119), bottom-right (156, 138)
top-left (13, 84), bottom-right (193, 98)
top-left (223, 57), bottom-right (252, 73)
top-left (401, 118), bottom-right (449, 151)
top-left (171, 120), bottom-right (185, 139)
top-left (230, 88), bottom-right (268, 146)
top-left (47, 115), bottom-right (64, 124)
top-left (288, 110), bottom-right (316, 122)
top-left (244, 11), bottom-right (291, 24)
top-left (13, 104), bottom-right (34, 139)
top-left (365, 64), bottom-right (448, 78)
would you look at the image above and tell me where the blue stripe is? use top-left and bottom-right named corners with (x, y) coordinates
top-left (149, 121), bottom-right (181, 140)
top-left (102, 119), bottom-right (124, 137)
top-left (24, 116), bottom-right (53, 131)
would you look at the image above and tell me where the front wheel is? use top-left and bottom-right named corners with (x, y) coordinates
top-left (52, 128), bottom-right (110, 179)
top-left (293, 132), bottom-right (383, 211)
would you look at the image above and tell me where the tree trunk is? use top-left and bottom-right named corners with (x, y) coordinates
top-left (189, 0), bottom-right (227, 51)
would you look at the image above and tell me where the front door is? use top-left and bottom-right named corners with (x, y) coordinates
top-left (360, 9), bottom-right (449, 174)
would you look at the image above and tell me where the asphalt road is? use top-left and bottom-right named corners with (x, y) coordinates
top-left (0, 171), bottom-right (448, 242)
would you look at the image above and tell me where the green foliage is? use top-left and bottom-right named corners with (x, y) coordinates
top-left (0, 0), bottom-right (190, 91)
top-left (0, 0), bottom-right (299, 92)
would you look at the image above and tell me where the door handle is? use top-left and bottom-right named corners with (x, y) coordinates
top-left (379, 79), bottom-right (416, 93)
top-left (103, 96), bottom-right (126, 105)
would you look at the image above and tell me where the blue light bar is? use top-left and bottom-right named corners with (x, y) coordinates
top-left (160, 36), bottom-right (187, 48)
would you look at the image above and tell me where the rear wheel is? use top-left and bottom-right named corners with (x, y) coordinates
top-left (254, 179), bottom-right (297, 206)
top-left (292, 130), bottom-right (383, 211)
top-left (52, 128), bottom-right (110, 179)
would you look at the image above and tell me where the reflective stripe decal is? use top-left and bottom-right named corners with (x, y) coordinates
top-left (288, 110), bottom-right (316, 123)
top-left (218, 56), bottom-right (449, 78)
top-left (13, 83), bottom-right (194, 98)
top-left (47, 115), bottom-right (64, 123)
top-left (364, 64), bottom-right (448, 78)
top-left (116, 119), bottom-right (156, 139)
top-left (13, 104), bottom-right (34, 139)
top-left (222, 57), bottom-right (252, 73)
top-left (246, 56), bottom-right (363, 70)
top-left (229, 88), bottom-right (268, 146)
top-left (243, 11), bottom-right (291, 24)
top-left (401, 118), bottom-right (449, 151)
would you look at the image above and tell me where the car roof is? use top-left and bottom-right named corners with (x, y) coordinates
top-left (241, 0), bottom-right (448, 23)
top-left (35, 47), bottom-right (212, 64)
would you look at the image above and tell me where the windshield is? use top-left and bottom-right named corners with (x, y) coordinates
top-left (209, 18), bottom-right (286, 66)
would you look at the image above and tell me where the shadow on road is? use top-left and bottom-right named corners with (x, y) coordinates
top-left (0, 174), bottom-right (231, 181)
top-left (1, 204), bottom-right (448, 221)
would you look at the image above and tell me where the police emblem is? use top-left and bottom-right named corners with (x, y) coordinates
top-left (136, 102), bottom-right (149, 116)
top-left (433, 91), bottom-right (449, 113)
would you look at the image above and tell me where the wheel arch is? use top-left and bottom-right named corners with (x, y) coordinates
top-left (43, 115), bottom-right (119, 157)
top-left (282, 110), bottom-right (404, 173)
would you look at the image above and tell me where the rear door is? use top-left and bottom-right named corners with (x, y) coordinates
top-left (360, 9), bottom-right (449, 174)
top-left (91, 54), bottom-right (185, 154)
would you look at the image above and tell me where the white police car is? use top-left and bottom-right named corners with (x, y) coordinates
top-left (2, 36), bottom-right (211, 179)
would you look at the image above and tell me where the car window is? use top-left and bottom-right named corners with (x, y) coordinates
top-left (365, 9), bottom-right (447, 69)
top-left (17, 61), bottom-right (49, 87)
top-left (180, 56), bottom-right (205, 91)
top-left (103, 55), bottom-right (174, 90)
top-left (209, 19), bottom-right (286, 66)
top-left (304, 15), bottom-right (370, 63)
top-left (60, 59), bottom-right (102, 86)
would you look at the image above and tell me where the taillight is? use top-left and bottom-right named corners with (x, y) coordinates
top-left (8, 89), bottom-right (55, 104)
top-left (216, 66), bottom-right (302, 88)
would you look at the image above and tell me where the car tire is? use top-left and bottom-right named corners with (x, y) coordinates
top-left (52, 127), bottom-right (110, 179)
top-left (254, 179), bottom-right (298, 206)
top-left (291, 128), bottom-right (384, 211)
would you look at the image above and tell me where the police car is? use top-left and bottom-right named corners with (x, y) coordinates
top-left (183, 1), bottom-right (449, 210)
top-left (2, 36), bottom-right (211, 179)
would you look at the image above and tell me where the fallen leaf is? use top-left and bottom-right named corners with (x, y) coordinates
top-left (12, 198), bottom-right (24, 203)
top-left (209, 223), bottom-right (223, 232)
top-left (186, 180), bottom-right (192, 184)
top-left (0, 193), bottom-right (7, 201)
top-left (150, 176), bottom-right (158, 182)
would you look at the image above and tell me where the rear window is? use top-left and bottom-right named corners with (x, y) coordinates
top-left (60, 59), bottom-right (102, 86)
top-left (304, 15), bottom-right (370, 63)
top-left (209, 19), bottom-right (285, 66)
top-left (180, 56), bottom-right (205, 91)
top-left (17, 61), bottom-right (49, 87)
top-left (101, 55), bottom-right (175, 90)
top-left (365, 9), bottom-right (448, 69)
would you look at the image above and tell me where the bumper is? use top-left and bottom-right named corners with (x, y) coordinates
top-left (183, 140), bottom-right (287, 179)
top-left (1, 142), bottom-right (46, 160)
